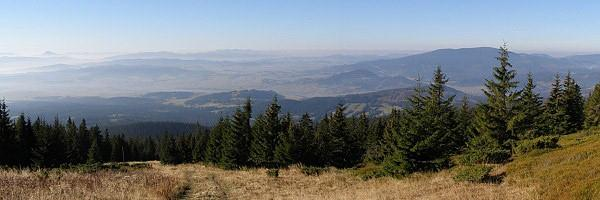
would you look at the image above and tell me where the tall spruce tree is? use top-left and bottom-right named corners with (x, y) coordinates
top-left (219, 118), bottom-right (240, 169)
top-left (230, 98), bottom-right (252, 166)
top-left (407, 67), bottom-right (458, 169)
top-left (274, 114), bottom-right (295, 167)
top-left (327, 104), bottom-right (352, 167)
top-left (585, 84), bottom-right (600, 128)
top-left (517, 73), bottom-right (544, 139)
top-left (14, 114), bottom-right (35, 166)
top-left (296, 113), bottom-right (315, 165)
top-left (205, 119), bottom-right (225, 164)
top-left (249, 97), bottom-right (281, 167)
top-left (363, 117), bottom-right (386, 164)
top-left (0, 100), bottom-right (15, 166)
top-left (456, 96), bottom-right (474, 146)
top-left (87, 125), bottom-right (102, 164)
top-left (543, 74), bottom-right (570, 135)
top-left (473, 45), bottom-right (522, 148)
top-left (64, 117), bottom-right (80, 164)
top-left (563, 72), bottom-right (585, 132)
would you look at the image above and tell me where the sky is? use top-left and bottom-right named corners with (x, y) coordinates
top-left (1, 0), bottom-right (600, 55)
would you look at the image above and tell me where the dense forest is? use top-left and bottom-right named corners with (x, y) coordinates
top-left (1, 46), bottom-right (600, 178)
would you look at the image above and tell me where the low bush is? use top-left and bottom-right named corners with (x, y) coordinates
top-left (266, 168), bottom-right (279, 177)
top-left (353, 164), bottom-right (387, 180)
top-left (458, 134), bottom-right (511, 165)
top-left (513, 135), bottom-right (560, 155)
top-left (453, 165), bottom-right (492, 183)
top-left (301, 166), bottom-right (327, 176)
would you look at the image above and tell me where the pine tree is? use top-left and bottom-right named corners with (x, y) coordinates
top-left (14, 114), bottom-right (35, 166)
top-left (543, 74), bottom-right (570, 135)
top-left (327, 104), bottom-right (351, 167)
top-left (295, 113), bottom-right (315, 165)
top-left (64, 117), bottom-right (80, 164)
top-left (230, 98), bottom-right (252, 166)
top-left (249, 97), bottom-right (281, 167)
top-left (159, 134), bottom-right (178, 164)
top-left (456, 97), bottom-right (474, 146)
top-left (274, 115), bottom-right (295, 167)
top-left (0, 100), bottom-right (15, 166)
top-left (205, 119), bottom-right (225, 164)
top-left (585, 84), bottom-right (600, 128)
top-left (313, 114), bottom-right (331, 166)
top-left (473, 45), bottom-right (522, 148)
top-left (348, 113), bottom-right (368, 164)
top-left (218, 118), bottom-right (240, 169)
top-left (87, 125), bottom-right (102, 164)
top-left (192, 128), bottom-right (208, 162)
top-left (517, 73), bottom-right (544, 139)
top-left (77, 119), bottom-right (90, 163)
top-left (563, 72), bottom-right (585, 132)
top-left (363, 117), bottom-right (386, 164)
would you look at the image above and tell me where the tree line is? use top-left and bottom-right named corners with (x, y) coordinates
top-left (1, 46), bottom-right (600, 177)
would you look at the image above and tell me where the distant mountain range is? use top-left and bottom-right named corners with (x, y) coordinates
top-left (324, 47), bottom-right (600, 94)
top-left (9, 87), bottom-right (476, 127)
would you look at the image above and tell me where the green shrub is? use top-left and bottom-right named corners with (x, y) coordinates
top-left (453, 165), bottom-right (492, 182)
top-left (266, 168), bottom-right (279, 177)
top-left (513, 135), bottom-right (560, 155)
top-left (382, 152), bottom-right (413, 178)
top-left (353, 164), bottom-right (387, 180)
top-left (459, 134), bottom-right (511, 165)
top-left (301, 166), bottom-right (327, 176)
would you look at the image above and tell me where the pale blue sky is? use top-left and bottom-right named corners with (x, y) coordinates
top-left (1, 0), bottom-right (599, 54)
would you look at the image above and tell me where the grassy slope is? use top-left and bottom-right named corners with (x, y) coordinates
top-left (507, 127), bottom-right (600, 200)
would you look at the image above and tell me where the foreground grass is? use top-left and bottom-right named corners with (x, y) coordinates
top-left (0, 162), bottom-right (187, 200)
top-left (156, 164), bottom-right (531, 200)
top-left (507, 127), bottom-right (600, 200)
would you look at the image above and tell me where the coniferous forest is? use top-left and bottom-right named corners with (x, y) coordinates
top-left (1, 46), bottom-right (600, 179)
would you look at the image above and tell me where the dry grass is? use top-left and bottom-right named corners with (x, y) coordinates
top-left (159, 164), bottom-right (533, 200)
top-left (507, 128), bottom-right (600, 200)
top-left (0, 162), bottom-right (186, 200)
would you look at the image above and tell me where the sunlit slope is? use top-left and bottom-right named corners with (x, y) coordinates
top-left (507, 127), bottom-right (600, 199)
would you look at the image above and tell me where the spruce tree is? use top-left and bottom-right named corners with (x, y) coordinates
top-left (159, 134), bottom-right (178, 164)
top-left (230, 98), bottom-right (252, 166)
top-left (14, 114), bottom-right (35, 166)
top-left (517, 73), bottom-right (544, 139)
top-left (456, 96), bottom-right (474, 146)
top-left (78, 119), bottom-right (90, 163)
top-left (192, 128), bottom-right (208, 162)
top-left (473, 45), bottom-right (522, 148)
top-left (563, 72), bottom-right (585, 132)
top-left (87, 126), bottom-right (102, 164)
top-left (274, 115), bottom-right (295, 167)
top-left (64, 117), bottom-right (80, 164)
top-left (0, 100), bottom-right (15, 166)
top-left (327, 104), bottom-right (351, 167)
top-left (205, 119), bottom-right (225, 164)
top-left (219, 118), bottom-right (240, 169)
top-left (585, 84), bottom-right (600, 128)
top-left (249, 97), bottom-right (281, 167)
top-left (363, 117), bottom-right (386, 164)
top-left (296, 113), bottom-right (315, 165)
top-left (543, 74), bottom-right (570, 135)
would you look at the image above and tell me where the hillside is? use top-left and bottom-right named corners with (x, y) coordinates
top-left (10, 87), bottom-right (477, 127)
top-left (506, 127), bottom-right (600, 199)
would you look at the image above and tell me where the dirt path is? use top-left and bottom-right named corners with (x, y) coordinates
top-left (179, 168), bottom-right (228, 200)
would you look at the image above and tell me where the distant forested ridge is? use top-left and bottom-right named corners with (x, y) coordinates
top-left (1, 45), bottom-right (600, 178)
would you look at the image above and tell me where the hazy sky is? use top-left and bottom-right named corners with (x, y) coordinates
top-left (1, 0), bottom-right (599, 55)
